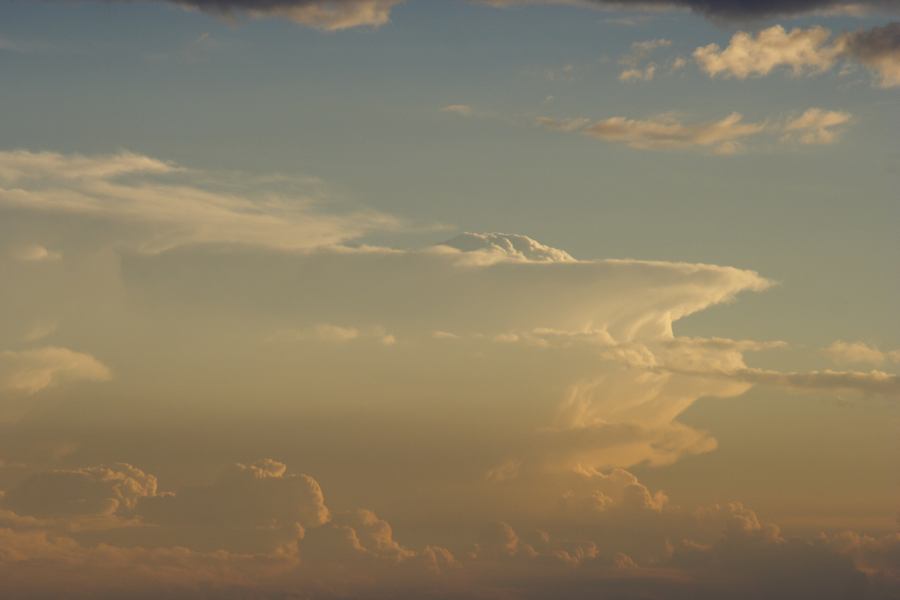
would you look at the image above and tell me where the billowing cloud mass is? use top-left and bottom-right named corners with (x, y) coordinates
top-left (1, 150), bottom-right (896, 598)
top-left (0, 458), bottom-right (897, 598)
top-left (694, 23), bottom-right (900, 88)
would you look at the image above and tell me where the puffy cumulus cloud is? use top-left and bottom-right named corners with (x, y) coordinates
top-left (0, 460), bottom-right (896, 598)
top-left (136, 459), bottom-right (329, 551)
top-left (693, 23), bottom-right (900, 88)
top-left (694, 25), bottom-right (843, 79)
top-left (300, 508), bottom-right (418, 565)
top-left (0, 150), bottom-right (399, 253)
top-left (842, 21), bottom-right (900, 87)
top-left (2, 463), bottom-right (156, 518)
top-left (538, 112), bottom-right (767, 154)
top-left (0, 346), bottom-right (111, 396)
top-left (824, 340), bottom-right (900, 366)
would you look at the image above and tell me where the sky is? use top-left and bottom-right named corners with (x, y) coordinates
top-left (0, 1), bottom-right (898, 598)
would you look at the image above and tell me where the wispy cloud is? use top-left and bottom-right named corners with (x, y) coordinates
top-left (537, 107), bottom-right (853, 153)
top-left (0, 150), bottom-right (402, 253)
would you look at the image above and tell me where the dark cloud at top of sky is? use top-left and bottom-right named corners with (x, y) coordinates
top-left (579, 0), bottom-right (899, 19)
top-left (75, 0), bottom-right (900, 28)
top-left (843, 20), bottom-right (900, 57)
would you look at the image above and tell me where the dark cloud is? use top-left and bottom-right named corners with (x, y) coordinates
top-left (69, 1), bottom-right (900, 29)
top-left (575, 0), bottom-right (897, 19)
top-left (842, 21), bottom-right (900, 86)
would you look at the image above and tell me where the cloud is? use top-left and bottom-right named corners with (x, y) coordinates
top-left (22, 320), bottom-right (58, 343)
top-left (2, 464), bottom-right (157, 518)
top-left (135, 459), bottom-right (330, 551)
top-left (824, 340), bottom-right (900, 366)
top-left (693, 23), bottom-right (900, 88)
top-left (618, 38), bottom-right (671, 82)
top-left (538, 112), bottom-right (767, 154)
top-left (441, 104), bottom-right (476, 117)
top-left (125, 0), bottom-right (405, 30)
top-left (105, 235), bottom-right (783, 480)
top-left (58, 1), bottom-right (899, 30)
top-left (440, 232), bottom-right (576, 262)
top-left (10, 243), bottom-right (62, 262)
top-left (0, 346), bottom-right (111, 395)
top-left (0, 460), bottom-right (895, 599)
top-left (537, 108), bottom-right (855, 152)
top-left (782, 108), bottom-right (852, 144)
top-left (694, 25), bottom-right (842, 79)
top-left (666, 364), bottom-right (900, 398)
top-left (0, 150), bottom-right (399, 253)
top-left (842, 21), bottom-right (900, 88)
top-left (484, 1), bottom-right (897, 20)
top-left (268, 323), bottom-right (397, 345)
